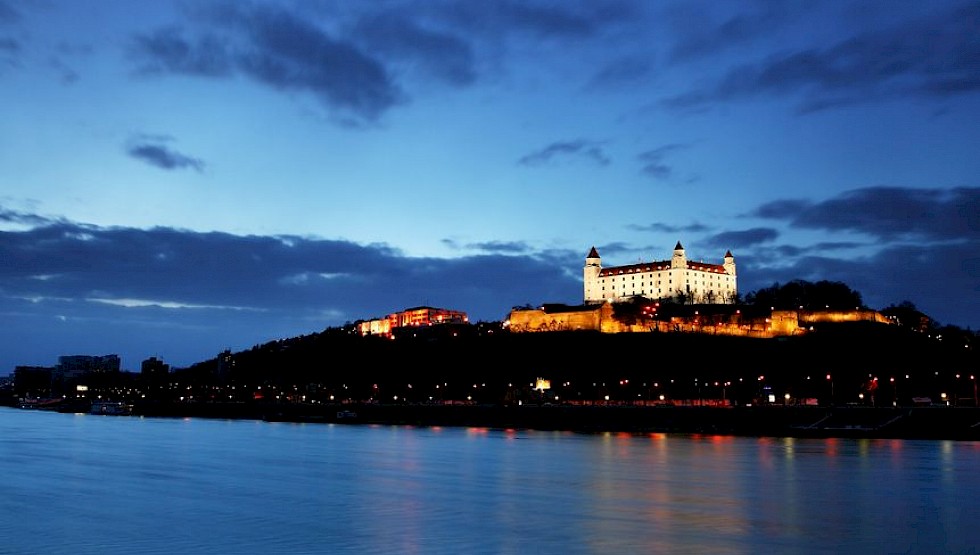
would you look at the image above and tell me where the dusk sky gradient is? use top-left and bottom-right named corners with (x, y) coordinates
top-left (2, 0), bottom-right (979, 372)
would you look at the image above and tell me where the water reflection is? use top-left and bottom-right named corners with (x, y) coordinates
top-left (0, 408), bottom-right (977, 554)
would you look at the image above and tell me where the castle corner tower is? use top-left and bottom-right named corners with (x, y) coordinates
top-left (584, 246), bottom-right (602, 304)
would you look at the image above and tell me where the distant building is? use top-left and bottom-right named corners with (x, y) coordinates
top-left (584, 242), bottom-right (736, 305)
top-left (57, 354), bottom-right (121, 380)
top-left (141, 356), bottom-right (170, 384)
top-left (357, 306), bottom-right (469, 337)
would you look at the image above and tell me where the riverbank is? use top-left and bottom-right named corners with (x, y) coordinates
top-left (126, 401), bottom-right (980, 440)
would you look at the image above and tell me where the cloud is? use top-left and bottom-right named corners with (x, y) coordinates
top-left (665, 2), bottom-right (799, 62)
top-left (661, 2), bottom-right (980, 113)
top-left (753, 186), bottom-right (980, 241)
top-left (467, 241), bottom-right (532, 254)
top-left (126, 136), bottom-right (205, 172)
top-left (131, 27), bottom-right (233, 77)
top-left (0, 211), bottom-right (583, 368)
top-left (0, 207), bottom-right (57, 227)
top-left (129, 6), bottom-right (402, 124)
top-left (704, 227), bottom-right (779, 249)
top-left (352, 12), bottom-right (475, 86)
top-left (0, 1), bottom-right (18, 24)
top-left (637, 143), bottom-right (688, 180)
top-left (586, 55), bottom-right (655, 90)
top-left (441, 239), bottom-right (531, 254)
top-left (0, 36), bottom-right (16, 70)
top-left (626, 222), bottom-right (709, 234)
top-left (518, 139), bottom-right (610, 167)
top-left (437, 0), bottom-right (634, 39)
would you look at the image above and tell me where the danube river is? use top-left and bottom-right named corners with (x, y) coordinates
top-left (2, 407), bottom-right (978, 554)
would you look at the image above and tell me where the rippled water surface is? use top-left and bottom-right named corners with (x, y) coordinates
top-left (2, 407), bottom-right (978, 554)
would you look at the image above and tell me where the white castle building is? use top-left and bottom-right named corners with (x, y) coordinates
top-left (584, 242), bottom-right (737, 305)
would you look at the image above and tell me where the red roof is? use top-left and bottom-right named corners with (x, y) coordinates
top-left (598, 259), bottom-right (726, 277)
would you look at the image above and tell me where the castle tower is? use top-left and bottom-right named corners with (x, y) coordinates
top-left (723, 250), bottom-right (736, 277)
top-left (670, 241), bottom-right (686, 269)
top-left (584, 246), bottom-right (602, 304)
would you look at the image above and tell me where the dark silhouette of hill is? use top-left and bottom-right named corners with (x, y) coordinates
top-left (179, 319), bottom-right (977, 408)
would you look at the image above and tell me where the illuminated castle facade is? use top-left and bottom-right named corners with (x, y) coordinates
top-left (584, 242), bottom-right (737, 305)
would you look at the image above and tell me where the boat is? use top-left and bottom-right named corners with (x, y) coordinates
top-left (90, 401), bottom-right (133, 416)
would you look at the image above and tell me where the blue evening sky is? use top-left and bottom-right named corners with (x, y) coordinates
top-left (2, 0), bottom-right (978, 371)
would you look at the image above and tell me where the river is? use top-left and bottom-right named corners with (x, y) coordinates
top-left (1, 407), bottom-right (978, 554)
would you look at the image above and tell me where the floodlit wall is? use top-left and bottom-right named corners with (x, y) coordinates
top-left (508, 306), bottom-right (890, 338)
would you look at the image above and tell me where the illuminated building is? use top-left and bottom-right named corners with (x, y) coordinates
top-left (584, 242), bottom-right (736, 305)
top-left (357, 306), bottom-right (469, 337)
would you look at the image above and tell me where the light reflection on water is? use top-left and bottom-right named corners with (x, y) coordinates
top-left (1, 407), bottom-right (978, 554)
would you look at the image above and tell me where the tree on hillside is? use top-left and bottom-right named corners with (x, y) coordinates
top-left (744, 279), bottom-right (864, 311)
top-left (880, 301), bottom-right (931, 331)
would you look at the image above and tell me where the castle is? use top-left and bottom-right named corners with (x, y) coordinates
top-left (584, 242), bottom-right (737, 305)
top-left (505, 241), bottom-right (890, 336)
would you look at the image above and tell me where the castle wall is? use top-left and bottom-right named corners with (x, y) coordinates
top-left (507, 306), bottom-right (604, 333)
top-left (800, 310), bottom-right (890, 325)
top-left (508, 305), bottom-right (891, 338)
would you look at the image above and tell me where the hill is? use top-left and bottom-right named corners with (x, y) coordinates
top-left (179, 320), bottom-right (977, 409)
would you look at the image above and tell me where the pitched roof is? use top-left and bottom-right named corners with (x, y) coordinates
top-left (598, 259), bottom-right (727, 277)
top-left (587, 246), bottom-right (600, 258)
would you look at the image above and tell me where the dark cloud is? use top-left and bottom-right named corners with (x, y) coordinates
top-left (352, 12), bottom-right (475, 86)
top-left (750, 199), bottom-right (811, 219)
top-left (665, 2), bottom-right (800, 62)
top-left (0, 213), bottom-right (582, 369)
top-left (0, 1), bottom-right (18, 24)
top-left (591, 242), bottom-right (633, 257)
top-left (0, 36), bottom-right (16, 70)
top-left (637, 143), bottom-right (688, 180)
top-left (440, 238), bottom-right (531, 254)
top-left (466, 241), bottom-right (532, 254)
top-left (0, 207), bottom-right (57, 227)
top-left (518, 140), bottom-right (610, 167)
top-left (753, 186), bottom-right (980, 241)
top-left (704, 227), bottom-right (779, 249)
top-left (131, 28), bottom-right (233, 77)
top-left (812, 241), bottom-right (865, 252)
top-left (626, 222), bottom-right (709, 234)
top-left (126, 137), bottom-right (205, 172)
top-left (585, 55), bottom-right (654, 90)
top-left (662, 2), bottom-right (980, 113)
top-left (129, 6), bottom-right (402, 123)
top-left (438, 0), bottom-right (633, 39)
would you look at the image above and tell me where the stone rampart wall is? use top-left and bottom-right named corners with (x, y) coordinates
top-left (508, 305), bottom-right (889, 338)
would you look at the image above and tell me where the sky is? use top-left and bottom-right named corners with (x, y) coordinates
top-left (1, 0), bottom-right (978, 373)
